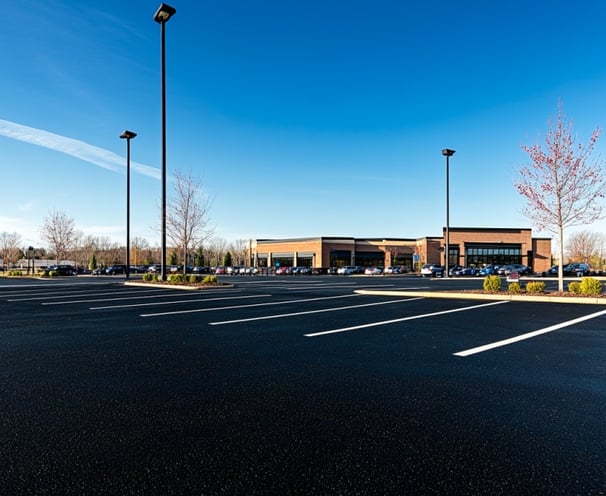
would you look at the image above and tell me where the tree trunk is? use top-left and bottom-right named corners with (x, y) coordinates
top-left (557, 224), bottom-right (565, 292)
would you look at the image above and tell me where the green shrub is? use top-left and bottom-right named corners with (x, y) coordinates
top-left (142, 273), bottom-right (154, 282)
top-left (202, 275), bottom-right (218, 285)
top-left (168, 274), bottom-right (186, 284)
top-left (568, 281), bottom-right (582, 294)
top-left (483, 275), bottom-right (501, 292)
top-left (508, 282), bottom-right (521, 294)
top-left (526, 281), bottom-right (546, 293)
top-left (188, 274), bottom-right (202, 283)
top-left (579, 277), bottom-right (603, 296)
top-left (8, 270), bottom-right (23, 276)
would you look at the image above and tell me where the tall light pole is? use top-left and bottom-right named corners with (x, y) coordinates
top-left (442, 148), bottom-right (456, 277)
top-left (154, 3), bottom-right (176, 281)
top-left (120, 130), bottom-right (137, 279)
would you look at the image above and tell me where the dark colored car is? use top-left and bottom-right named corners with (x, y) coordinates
top-left (106, 265), bottom-right (126, 275)
top-left (192, 266), bottom-right (210, 274)
top-left (499, 264), bottom-right (532, 276)
top-left (454, 267), bottom-right (478, 277)
top-left (448, 265), bottom-right (464, 277)
top-left (543, 265), bottom-right (560, 276)
top-left (563, 263), bottom-right (591, 277)
top-left (478, 264), bottom-right (498, 276)
top-left (43, 264), bottom-right (77, 276)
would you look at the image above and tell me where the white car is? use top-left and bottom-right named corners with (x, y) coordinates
top-left (364, 267), bottom-right (383, 275)
top-left (337, 266), bottom-right (356, 275)
top-left (421, 264), bottom-right (444, 277)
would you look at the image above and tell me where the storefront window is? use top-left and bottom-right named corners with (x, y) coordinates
top-left (329, 250), bottom-right (351, 268)
top-left (464, 245), bottom-right (522, 266)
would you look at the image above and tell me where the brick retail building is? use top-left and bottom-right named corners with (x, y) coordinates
top-left (251, 227), bottom-right (551, 273)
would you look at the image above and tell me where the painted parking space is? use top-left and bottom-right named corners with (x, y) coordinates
top-left (2, 276), bottom-right (605, 361)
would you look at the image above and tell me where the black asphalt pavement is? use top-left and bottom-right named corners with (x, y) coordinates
top-left (0, 275), bottom-right (605, 495)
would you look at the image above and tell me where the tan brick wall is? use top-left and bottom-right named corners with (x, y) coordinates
top-left (532, 238), bottom-right (552, 272)
top-left (448, 229), bottom-right (532, 249)
top-left (255, 239), bottom-right (325, 267)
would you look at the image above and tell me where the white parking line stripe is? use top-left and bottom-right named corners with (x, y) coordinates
top-left (286, 284), bottom-right (360, 290)
top-left (304, 301), bottom-right (508, 337)
top-left (42, 289), bottom-right (242, 305)
top-left (209, 298), bottom-right (423, 325)
top-left (453, 308), bottom-right (606, 357)
top-left (90, 294), bottom-right (268, 310)
top-left (8, 288), bottom-right (166, 302)
top-left (140, 293), bottom-right (360, 317)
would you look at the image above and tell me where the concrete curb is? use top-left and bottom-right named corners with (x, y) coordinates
top-left (354, 289), bottom-right (606, 305)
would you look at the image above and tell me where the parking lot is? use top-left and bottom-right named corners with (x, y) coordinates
top-left (1, 275), bottom-right (605, 494)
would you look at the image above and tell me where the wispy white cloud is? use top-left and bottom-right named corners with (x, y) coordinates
top-left (0, 119), bottom-right (160, 180)
top-left (17, 201), bottom-right (36, 212)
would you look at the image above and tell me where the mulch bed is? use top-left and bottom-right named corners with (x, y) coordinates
top-left (460, 289), bottom-right (606, 298)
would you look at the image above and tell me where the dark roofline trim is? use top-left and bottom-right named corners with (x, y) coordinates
top-left (442, 227), bottom-right (532, 233)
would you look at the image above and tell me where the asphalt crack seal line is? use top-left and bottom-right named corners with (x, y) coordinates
top-left (454, 308), bottom-right (606, 357)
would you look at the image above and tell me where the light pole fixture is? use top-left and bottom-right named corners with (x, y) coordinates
top-left (154, 2), bottom-right (176, 281)
top-left (442, 148), bottom-right (456, 277)
top-left (120, 130), bottom-right (137, 279)
top-left (28, 246), bottom-right (34, 275)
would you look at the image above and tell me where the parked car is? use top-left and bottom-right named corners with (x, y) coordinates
top-left (275, 266), bottom-right (292, 275)
top-left (563, 263), bottom-right (591, 277)
top-left (478, 264), bottom-right (498, 276)
top-left (454, 266), bottom-right (478, 277)
top-left (106, 264), bottom-right (126, 275)
top-left (448, 265), bottom-right (464, 277)
top-left (541, 265), bottom-right (560, 276)
top-left (364, 266), bottom-right (383, 275)
top-left (129, 265), bottom-right (148, 274)
top-left (384, 266), bottom-right (404, 274)
top-left (292, 267), bottom-right (311, 275)
top-left (44, 264), bottom-right (77, 276)
top-left (499, 264), bottom-right (532, 276)
top-left (421, 264), bottom-right (444, 277)
top-left (337, 266), bottom-right (356, 275)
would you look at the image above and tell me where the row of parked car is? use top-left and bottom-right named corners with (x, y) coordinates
top-left (327, 266), bottom-right (409, 275)
top-left (421, 262), bottom-right (602, 278)
top-left (421, 263), bottom-right (533, 278)
top-left (541, 263), bottom-right (593, 277)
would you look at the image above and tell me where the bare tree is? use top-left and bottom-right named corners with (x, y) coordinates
top-left (166, 170), bottom-right (213, 274)
top-left (516, 103), bottom-right (605, 290)
top-left (71, 232), bottom-right (98, 271)
top-left (131, 237), bottom-right (150, 267)
top-left (207, 237), bottom-right (228, 267)
top-left (229, 239), bottom-right (248, 266)
top-left (565, 230), bottom-right (603, 266)
top-left (0, 231), bottom-right (22, 269)
top-left (40, 209), bottom-right (77, 264)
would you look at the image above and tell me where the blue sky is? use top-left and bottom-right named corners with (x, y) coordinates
top-left (2, 0), bottom-right (606, 249)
